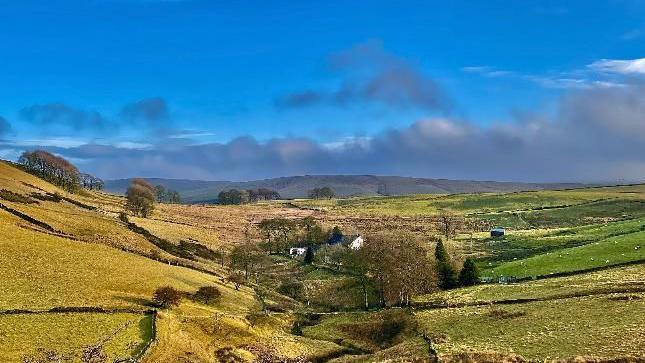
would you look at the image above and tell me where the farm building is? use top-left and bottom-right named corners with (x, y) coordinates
top-left (490, 227), bottom-right (505, 237)
top-left (327, 232), bottom-right (364, 250)
top-left (289, 247), bottom-right (307, 256)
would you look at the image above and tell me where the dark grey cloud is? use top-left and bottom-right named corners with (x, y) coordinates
top-left (277, 41), bottom-right (450, 112)
top-left (19, 103), bottom-right (108, 129)
top-left (119, 97), bottom-right (170, 124)
top-left (0, 117), bottom-right (11, 136)
top-left (14, 98), bottom-right (171, 137)
top-left (9, 85), bottom-right (645, 183)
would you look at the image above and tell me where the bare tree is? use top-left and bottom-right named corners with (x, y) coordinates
top-left (353, 232), bottom-right (435, 307)
top-left (436, 211), bottom-right (464, 240)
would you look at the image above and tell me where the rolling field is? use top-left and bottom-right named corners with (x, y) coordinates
top-left (0, 312), bottom-right (150, 362)
top-left (291, 185), bottom-right (645, 217)
top-left (416, 293), bottom-right (645, 360)
top-left (414, 263), bottom-right (645, 306)
top-left (1, 159), bottom-right (644, 361)
top-left (483, 229), bottom-right (644, 279)
top-left (0, 161), bottom-right (354, 362)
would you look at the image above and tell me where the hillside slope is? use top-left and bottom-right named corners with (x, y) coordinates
top-left (105, 175), bottom-right (588, 202)
top-left (0, 161), bottom-right (343, 362)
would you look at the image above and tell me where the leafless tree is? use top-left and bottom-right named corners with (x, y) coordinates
top-left (436, 211), bottom-right (464, 240)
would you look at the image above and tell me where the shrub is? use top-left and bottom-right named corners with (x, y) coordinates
top-left (214, 347), bottom-right (245, 363)
top-left (487, 307), bottom-right (527, 319)
top-left (153, 286), bottom-right (182, 308)
top-left (194, 286), bottom-right (221, 304)
top-left (277, 280), bottom-right (304, 300)
top-left (303, 246), bottom-right (314, 264)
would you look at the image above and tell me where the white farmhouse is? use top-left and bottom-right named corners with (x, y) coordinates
top-left (289, 247), bottom-right (307, 256)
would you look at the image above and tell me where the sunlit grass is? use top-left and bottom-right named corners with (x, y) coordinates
top-left (0, 312), bottom-right (149, 362)
top-left (416, 294), bottom-right (645, 360)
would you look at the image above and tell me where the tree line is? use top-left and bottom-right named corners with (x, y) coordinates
top-left (218, 188), bottom-right (280, 205)
top-left (308, 186), bottom-right (335, 199)
top-left (154, 185), bottom-right (181, 204)
top-left (18, 150), bottom-right (103, 192)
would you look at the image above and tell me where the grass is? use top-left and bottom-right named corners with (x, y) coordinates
top-left (477, 199), bottom-right (645, 229)
top-left (473, 217), bottom-right (645, 265)
top-left (482, 230), bottom-right (645, 279)
top-left (415, 293), bottom-right (645, 360)
top-left (291, 185), bottom-right (645, 217)
top-left (302, 309), bottom-right (416, 353)
top-left (0, 161), bottom-right (352, 362)
top-left (0, 209), bottom-right (251, 311)
top-left (131, 215), bottom-right (221, 249)
top-left (414, 263), bottom-right (645, 306)
top-left (3, 158), bottom-right (645, 361)
top-left (145, 302), bottom-right (345, 363)
top-left (0, 312), bottom-right (149, 362)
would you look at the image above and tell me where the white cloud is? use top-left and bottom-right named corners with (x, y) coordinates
top-left (588, 58), bottom-right (645, 75)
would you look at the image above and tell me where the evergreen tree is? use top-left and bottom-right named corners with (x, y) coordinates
top-left (303, 246), bottom-right (314, 264)
top-left (435, 240), bottom-right (449, 262)
top-left (438, 262), bottom-right (458, 289)
top-left (435, 240), bottom-right (458, 289)
top-left (459, 258), bottom-right (480, 286)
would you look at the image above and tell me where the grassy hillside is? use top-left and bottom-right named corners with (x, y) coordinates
top-left (2, 158), bottom-right (644, 362)
top-left (0, 161), bottom-right (344, 362)
top-left (297, 264), bottom-right (645, 361)
top-left (416, 293), bottom-right (645, 360)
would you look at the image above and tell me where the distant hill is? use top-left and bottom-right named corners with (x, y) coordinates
top-left (103, 175), bottom-right (589, 203)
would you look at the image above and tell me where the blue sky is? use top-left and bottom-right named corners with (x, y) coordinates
top-left (1, 0), bottom-right (644, 182)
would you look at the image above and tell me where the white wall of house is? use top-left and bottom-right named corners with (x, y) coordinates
top-left (289, 247), bottom-right (307, 256)
top-left (349, 236), bottom-right (364, 250)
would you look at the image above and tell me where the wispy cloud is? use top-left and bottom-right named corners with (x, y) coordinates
top-left (463, 60), bottom-right (633, 89)
top-left (588, 58), bottom-right (645, 75)
top-left (461, 66), bottom-right (514, 78)
top-left (0, 117), bottom-right (11, 136)
top-left (621, 28), bottom-right (644, 41)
